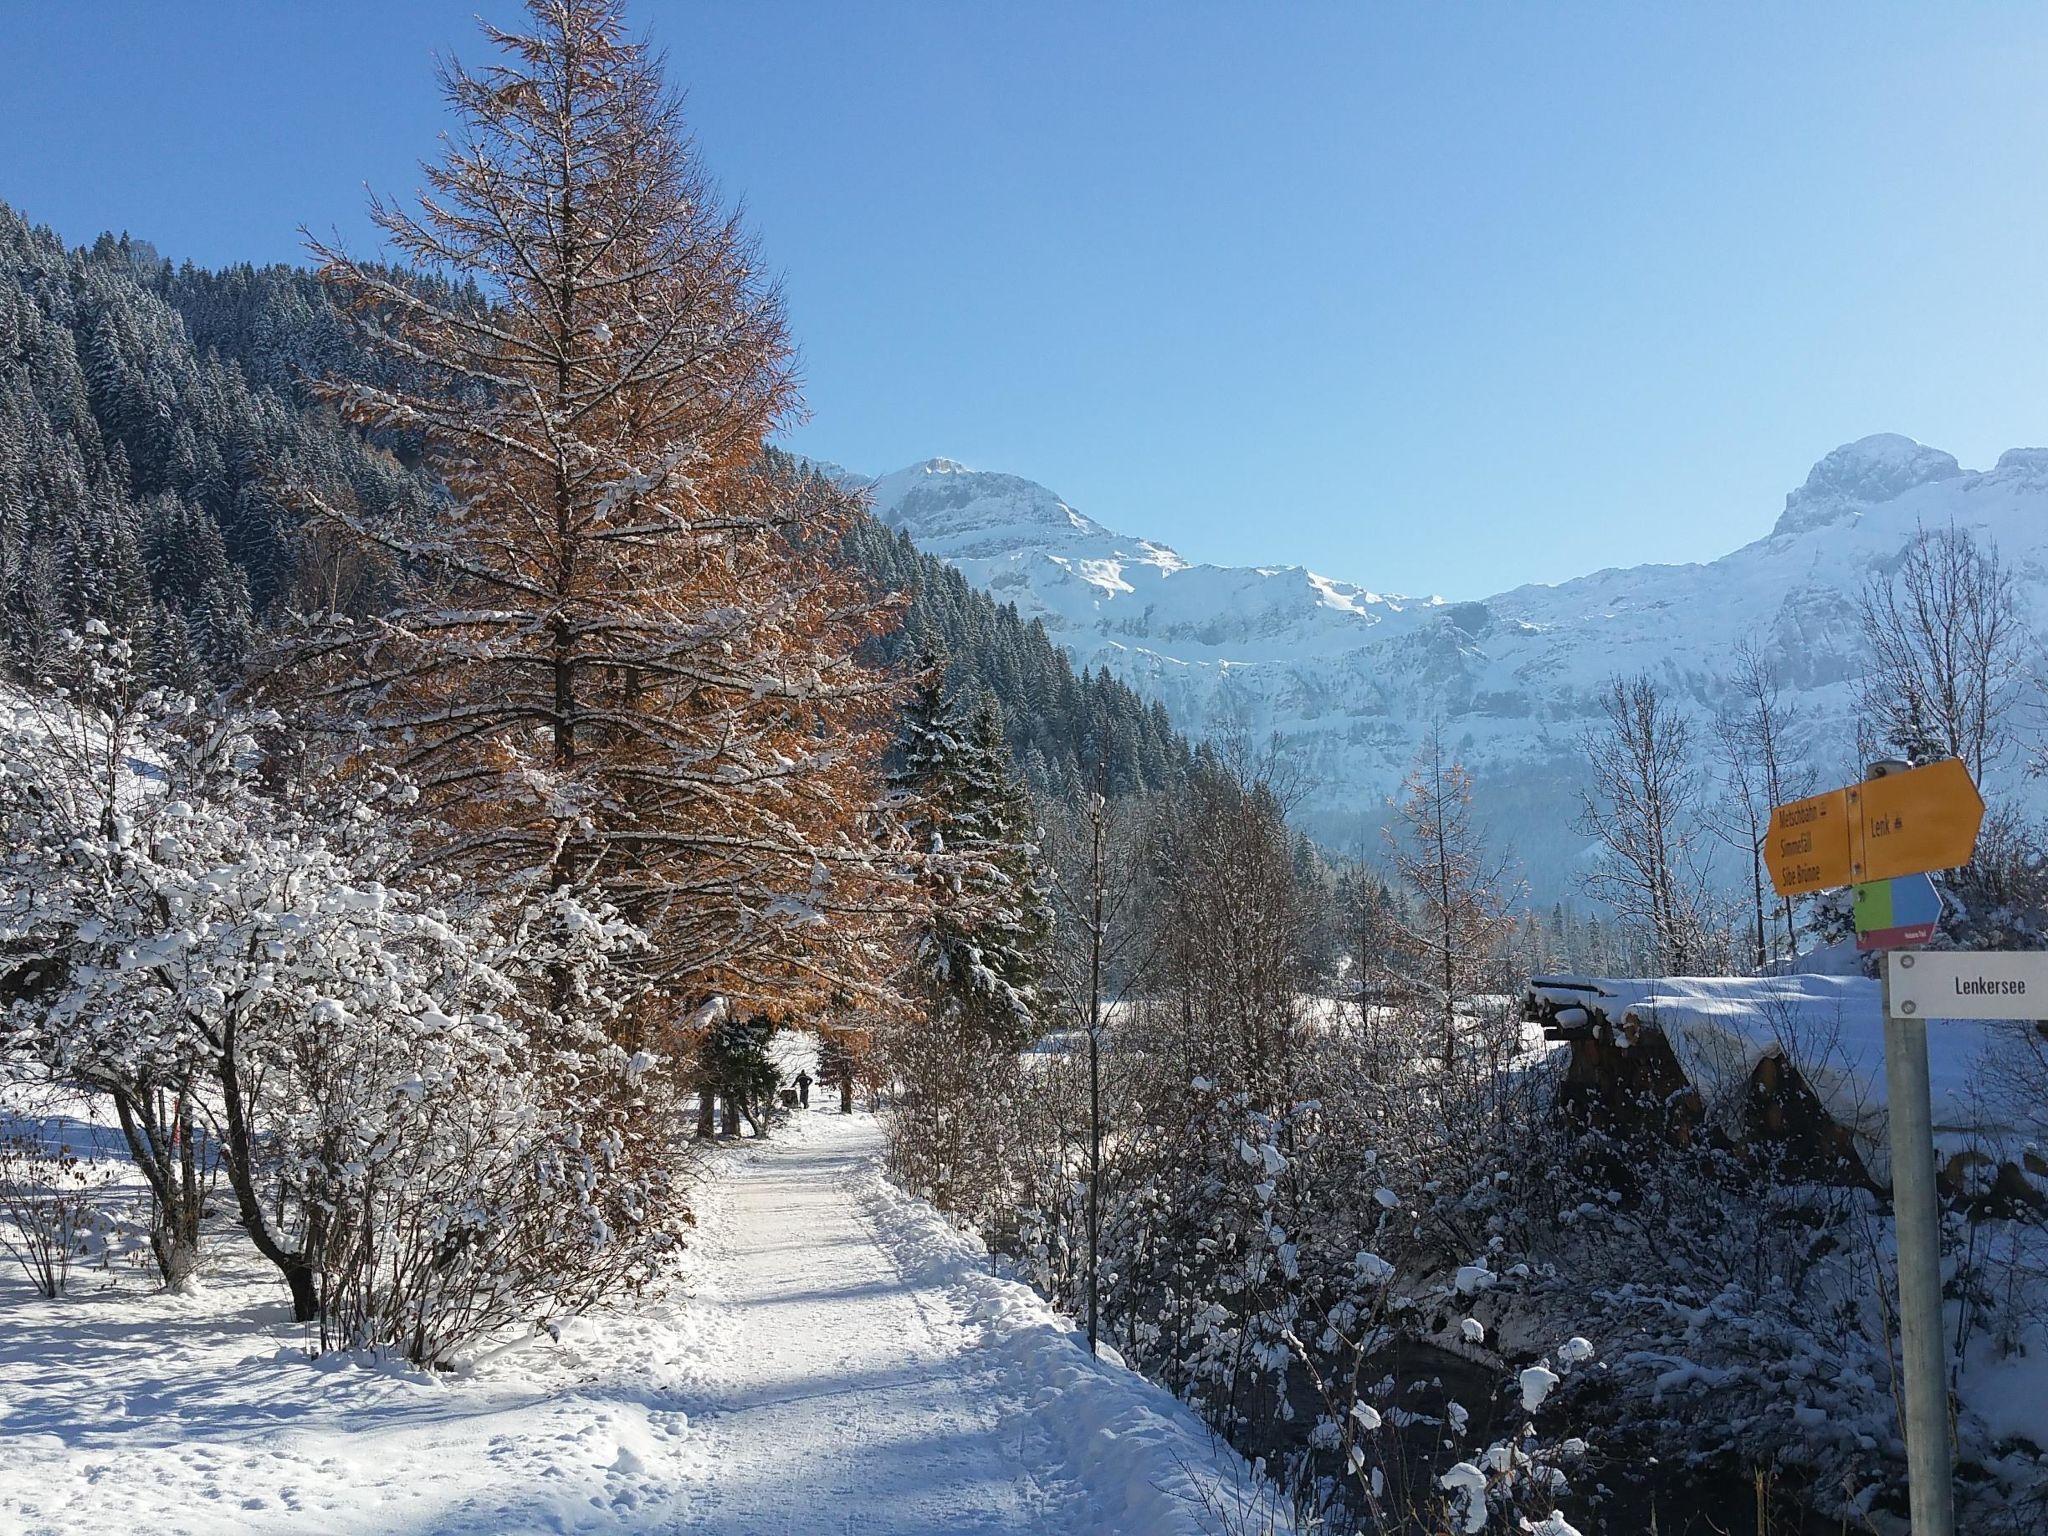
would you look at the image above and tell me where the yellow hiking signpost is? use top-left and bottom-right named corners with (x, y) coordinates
top-left (1765, 757), bottom-right (1984, 899)
top-left (1763, 755), bottom-right (1987, 1536)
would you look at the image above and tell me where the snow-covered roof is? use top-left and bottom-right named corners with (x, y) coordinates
top-left (1529, 973), bottom-right (2018, 1143)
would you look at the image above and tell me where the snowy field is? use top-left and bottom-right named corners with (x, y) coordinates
top-left (0, 1103), bottom-right (1288, 1536)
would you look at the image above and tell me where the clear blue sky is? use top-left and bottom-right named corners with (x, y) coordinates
top-left (7, 2), bottom-right (2047, 598)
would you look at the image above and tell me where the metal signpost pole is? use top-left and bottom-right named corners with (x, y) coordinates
top-left (1771, 758), bottom-right (1983, 1532)
top-left (1876, 897), bottom-right (1954, 1529)
top-left (1882, 956), bottom-right (1952, 1535)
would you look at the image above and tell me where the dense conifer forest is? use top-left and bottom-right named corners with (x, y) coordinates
top-left (0, 200), bottom-right (1190, 809)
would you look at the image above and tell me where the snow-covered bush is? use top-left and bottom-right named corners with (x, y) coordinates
top-left (0, 625), bottom-right (225, 1284)
top-left (0, 1126), bottom-right (119, 1298)
top-left (883, 1008), bottom-right (1031, 1235)
top-left (0, 629), bottom-right (692, 1360)
top-left (311, 889), bottom-right (688, 1364)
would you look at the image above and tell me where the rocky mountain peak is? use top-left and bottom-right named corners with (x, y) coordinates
top-left (851, 436), bottom-right (2048, 897)
top-left (1772, 433), bottom-right (1964, 537)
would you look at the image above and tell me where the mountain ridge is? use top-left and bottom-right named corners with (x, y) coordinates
top-left (849, 435), bottom-right (2048, 890)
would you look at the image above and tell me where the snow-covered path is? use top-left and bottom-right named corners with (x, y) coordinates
top-left (666, 1107), bottom-right (1288, 1534)
top-left (667, 1110), bottom-right (1073, 1533)
top-left (1, 1104), bottom-right (1286, 1536)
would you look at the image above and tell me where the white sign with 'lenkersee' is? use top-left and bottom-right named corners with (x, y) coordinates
top-left (1886, 950), bottom-right (2048, 1020)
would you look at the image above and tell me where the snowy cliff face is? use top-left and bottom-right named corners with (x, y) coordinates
top-left (854, 457), bottom-right (1429, 660)
top-left (1771, 433), bottom-right (1965, 537)
top-left (855, 439), bottom-right (2048, 889)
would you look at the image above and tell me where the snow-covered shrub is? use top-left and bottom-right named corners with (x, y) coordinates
top-left (312, 890), bottom-right (689, 1364)
top-left (0, 625), bottom-right (226, 1284)
top-left (1500, 1121), bottom-right (1912, 1520)
top-left (216, 870), bottom-right (688, 1365)
top-left (882, 1008), bottom-right (1030, 1235)
top-left (1, 630), bottom-right (692, 1356)
top-left (999, 1035), bottom-right (1093, 1305)
top-left (0, 1127), bottom-right (118, 1298)
top-left (1282, 1252), bottom-right (1600, 1535)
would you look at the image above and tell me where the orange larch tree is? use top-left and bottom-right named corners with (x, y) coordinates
top-left (289, 0), bottom-right (908, 1038)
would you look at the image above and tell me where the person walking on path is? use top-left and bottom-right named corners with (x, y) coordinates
top-left (794, 1069), bottom-right (813, 1108)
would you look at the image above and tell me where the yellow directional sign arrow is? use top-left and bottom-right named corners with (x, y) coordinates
top-left (1768, 758), bottom-right (1984, 899)
top-left (1767, 784), bottom-right (1854, 896)
top-left (1857, 759), bottom-right (1984, 886)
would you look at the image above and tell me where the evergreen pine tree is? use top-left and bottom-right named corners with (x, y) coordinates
top-left (882, 657), bottom-right (1055, 1221)
top-left (699, 1013), bottom-right (781, 1137)
top-left (895, 661), bottom-right (1054, 1050)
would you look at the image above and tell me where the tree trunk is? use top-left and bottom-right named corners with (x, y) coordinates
top-left (214, 1015), bottom-right (321, 1322)
top-left (695, 1073), bottom-right (717, 1138)
top-left (112, 1086), bottom-right (203, 1290)
top-left (1750, 839), bottom-right (1767, 972)
top-left (1086, 794), bottom-right (1104, 1359)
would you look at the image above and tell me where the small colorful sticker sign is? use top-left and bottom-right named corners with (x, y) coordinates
top-left (1854, 872), bottom-right (1942, 952)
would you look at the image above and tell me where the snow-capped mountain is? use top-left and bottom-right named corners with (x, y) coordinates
top-left (852, 437), bottom-right (2048, 889)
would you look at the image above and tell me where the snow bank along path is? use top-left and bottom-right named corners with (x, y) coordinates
top-left (0, 1106), bottom-right (1282, 1535)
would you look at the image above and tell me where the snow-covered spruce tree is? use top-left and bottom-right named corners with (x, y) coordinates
top-left (1939, 803), bottom-right (2048, 950)
top-left (884, 663), bottom-right (1053, 1228)
top-left (897, 667), bottom-right (1052, 1048)
top-left (288, 0), bottom-right (905, 1048)
top-left (697, 1010), bottom-right (780, 1137)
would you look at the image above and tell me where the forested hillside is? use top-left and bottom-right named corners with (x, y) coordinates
top-left (0, 205), bottom-right (438, 683)
top-left (0, 200), bottom-right (1189, 807)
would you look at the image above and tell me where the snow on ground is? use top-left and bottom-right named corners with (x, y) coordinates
top-left (0, 1098), bottom-right (1286, 1536)
top-left (671, 1108), bottom-right (1288, 1535)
